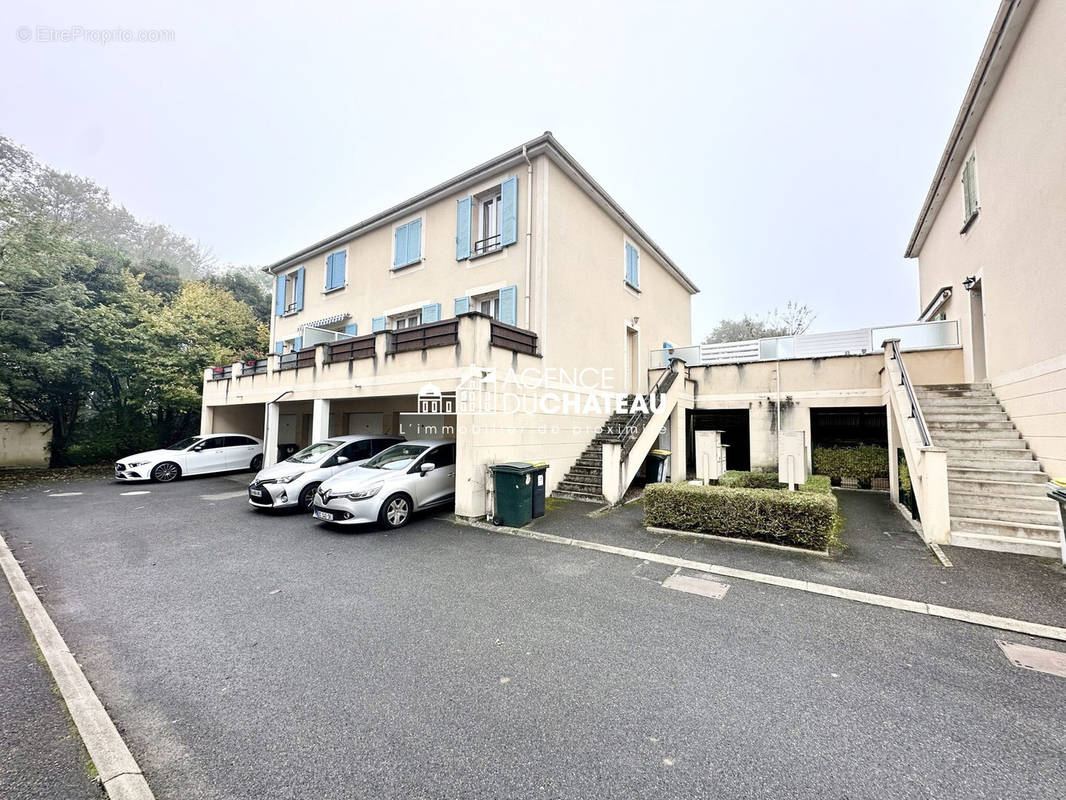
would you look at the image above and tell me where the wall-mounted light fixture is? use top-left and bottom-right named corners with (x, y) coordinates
top-left (962, 275), bottom-right (977, 291)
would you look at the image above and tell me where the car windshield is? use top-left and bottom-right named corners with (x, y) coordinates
top-left (362, 443), bottom-right (428, 471)
top-left (165, 437), bottom-right (203, 451)
top-left (286, 441), bottom-right (343, 464)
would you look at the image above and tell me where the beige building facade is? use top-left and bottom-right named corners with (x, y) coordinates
top-left (906, 0), bottom-right (1066, 478)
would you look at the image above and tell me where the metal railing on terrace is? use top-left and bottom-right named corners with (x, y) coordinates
top-left (652, 319), bottom-right (960, 369)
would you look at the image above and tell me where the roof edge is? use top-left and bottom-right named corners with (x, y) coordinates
top-left (904, 0), bottom-right (1034, 258)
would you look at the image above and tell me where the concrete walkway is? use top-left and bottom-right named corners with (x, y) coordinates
top-left (0, 576), bottom-right (102, 799)
top-left (532, 490), bottom-right (1066, 629)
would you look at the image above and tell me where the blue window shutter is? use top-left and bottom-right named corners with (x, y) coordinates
top-left (456, 197), bottom-right (472, 260)
top-left (500, 176), bottom-right (518, 246)
top-left (625, 243), bottom-right (639, 287)
top-left (295, 267), bottom-right (306, 310)
top-left (293, 336), bottom-right (303, 351)
top-left (325, 253), bottom-right (334, 290)
top-left (372, 316), bottom-right (386, 333)
top-left (275, 274), bottom-right (286, 316)
top-left (421, 303), bottom-right (440, 324)
top-left (333, 251), bottom-right (346, 288)
top-left (408, 218), bottom-right (422, 262)
top-left (499, 285), bottom-right (517, 326)
top-left (344, 322), bottom-right (358, 335)
top-left (275, 340), bottom-right (284, 355)
top-left (454, 296), bottom-right (470, 315)
top-left (394, 225), bottom-right (407, 268)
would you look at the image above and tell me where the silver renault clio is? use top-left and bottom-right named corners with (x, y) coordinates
top-left (247, 435), bottom-right (403, 511)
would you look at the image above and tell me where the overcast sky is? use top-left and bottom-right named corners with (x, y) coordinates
top-left (1, 0), bottom-right (999, 340)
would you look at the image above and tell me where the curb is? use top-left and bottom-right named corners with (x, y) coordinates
top-left (0, 534), bottom-right (155, 800)
top-left (646, 525), bottom-right (831, 557)
top-left (458, 518), bottom-right (1066, 642)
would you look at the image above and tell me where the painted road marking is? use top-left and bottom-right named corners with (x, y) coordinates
top-left (997, 640), bottom-right (1066, 678)
top-left (120, 491), bottom-right (151, 496)
top-left (200, 490), bottom-right (249, 501)
top-left (463, 519), bottom-right (1066, 643)
top-left (46, 492), bottom-right (83, 498)
top-left (663, 573), bottom-right (730, 600)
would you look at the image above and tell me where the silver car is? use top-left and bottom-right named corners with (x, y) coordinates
top-left (311, 439), bottom-right (456, 529)
top-left (247, 435), bottom-right (403, 511)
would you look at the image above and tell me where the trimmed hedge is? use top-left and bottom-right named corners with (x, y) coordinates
top-left (643, 479), bottom-right (841, 551)
top-left (812, 446), bottom-right (889, 488)
top-left (719, 470), bottom-right (783, 489)
top-left (799, 474), bottom-right (832, 494)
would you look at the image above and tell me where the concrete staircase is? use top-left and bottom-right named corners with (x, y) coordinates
top-left (552, 404), bottom-right (636, 504)
top-left (916, 383), bottom-right (1063, 559)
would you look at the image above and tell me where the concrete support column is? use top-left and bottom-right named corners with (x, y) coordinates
top-left (199, 404), bottom-right (215, 436)
top-left (311, 398), bottom-right (331, 443)
top-left (601, 441), bottom-right (623, 504)
top-left (669, 403), bottom-right (687, 482)
top-left (264, 402), bottom-right (281, 467)
top-left (919, 446), bottom-right (951, 544)
top-left (887, 406), bottom-right (900, 504)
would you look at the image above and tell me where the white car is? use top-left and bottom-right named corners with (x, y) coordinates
top-left (115, 434), bottom-right (264, 483)
top-left (311, 439), bottom-right (456, 529)
top-left (247, 434), bottom-right (404, 511)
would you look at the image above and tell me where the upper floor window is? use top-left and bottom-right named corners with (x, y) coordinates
top-left (474, 291), bottom-right (499, 319)
top-left (274, 267), bottom-right (305, 316)
top-left (325, 250), bottom-right (347, 291)
top-left (393, 218), bottom-right (423, 270)
top-left (392, 310), bottom-right (422, 330)
top-left (455, 176), bottom-right (518, 260)
top-left (624, 242), bottom-right (640, 290)
top-left (961, 153), bottom-right (979, 228)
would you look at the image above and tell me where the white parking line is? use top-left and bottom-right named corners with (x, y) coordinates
top-left (200, 490), bottom-right (248, 501)
top-left (46, 492), bottom-right (83, 498)
top-left (120, 490), bottom-right (151, 496)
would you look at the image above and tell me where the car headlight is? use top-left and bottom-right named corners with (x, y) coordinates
top-left (274, 473), bottom-right (303, 484)
top-left (345, 483), bottom-right (383, 500)
top-left (125, 460), bottom-right (150, 468)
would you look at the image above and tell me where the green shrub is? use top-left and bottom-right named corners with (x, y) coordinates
top-left (643, 482), bottom-right (840, 551)
top-left (812, 446), bottom-right (889, 488)
top-left (799, 474), bottom-right (833, 494)
top-left (719, 470), bottom-right (783, 489)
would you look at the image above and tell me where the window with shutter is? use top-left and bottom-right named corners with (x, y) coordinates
top-left (962, 154), bottom-right (979, 224)
top-left (393, 219), bottom-right (423, 269)
top-left (624, 242), bottom-right (640, 289)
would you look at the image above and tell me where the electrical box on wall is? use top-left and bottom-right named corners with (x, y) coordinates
top-left (778, 431), bottom-right (808, 489)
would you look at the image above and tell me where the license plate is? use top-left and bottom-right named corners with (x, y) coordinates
top-left (314, 509), bottom-right (334, 522)
top-left (249, 488), bottom-right (263, 498)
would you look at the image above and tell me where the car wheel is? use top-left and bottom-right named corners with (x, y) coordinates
top-left (298, 483), bottom-right (320, 512)
top-left (379, 493), bottom-right (412, 529)
top-left (250, 454), bottom-right (263, 471)
top-left (151, 462), bottom-right (181, 483)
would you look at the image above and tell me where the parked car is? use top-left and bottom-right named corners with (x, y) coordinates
top-left (115, 434), bottom-right (264, 483)
top-left (311, 439), bottom-right (456, 529)
top-left (247, 434), bottom-right (403, 511)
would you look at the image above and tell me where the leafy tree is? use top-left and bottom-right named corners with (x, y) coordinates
top-left (203, 266), bottom-right (272, 324)
top-left (703, 302), bottom-right (816, 344)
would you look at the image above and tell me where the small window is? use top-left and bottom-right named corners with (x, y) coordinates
top-left (962, 154), bottom-right (979, 224)
top-left (624, 242), bottom-right (640, 289)
top-left (475, 191), bottom-right (503, 255)
top-left (392, 311), bottom-right (422, 330)
top-left (285, 273), bottom-right (300, 312)
top-left (474, 292), bottom-right (500, 320)
top-left (325, 250), bottom-right (347, 291)
top-left (393, 218), bottom-right (423, 269)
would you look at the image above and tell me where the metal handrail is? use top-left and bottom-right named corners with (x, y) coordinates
top-left (617, 367), bottom-right (678, 460)
top-left (887, 339), bottom-right (931, 447)
top-left (474, 234), bottom-right (501, 254)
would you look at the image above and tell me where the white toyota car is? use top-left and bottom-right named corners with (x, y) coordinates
top-left (247, 434), bottom-right (403, 511)
top-left (115, 434), bottom-right (264, 482)
top-left (311, 439), bottom-right (456, 529)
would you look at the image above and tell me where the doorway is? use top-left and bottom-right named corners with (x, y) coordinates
top-left (687, 409), bottom-right (750, 473)
top-left (626, 327), bottom-right (640, 395)
top-left (969, 279), bottom-right (987, 381)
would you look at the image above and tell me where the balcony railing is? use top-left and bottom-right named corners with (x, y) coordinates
top-left (325, 334), bottom-right (377, 363)
top-left (210, 365), bottom-right (232, 381)
top-left (473, 233), bottom-right (501, 255)
top-left (241, 358), bottom-right (268, 376)
top-left (386, 319), bottom-right (460, 355)
top-left (278, 347), bottom-right (316, 372)
top-left (490, 319), bottom-right (538, 355)
top-left (652, 319), bottom-right (960, 368)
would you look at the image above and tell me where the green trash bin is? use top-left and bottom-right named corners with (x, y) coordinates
top-left (644, 449), bottom-right (671, 483)
top-left (490, 462), bottom-right (537, 527)
top-left (530, 462), bottom-right (548, 518)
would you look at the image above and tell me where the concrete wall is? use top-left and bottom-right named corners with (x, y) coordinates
top-left (545, 163), bottom-right (693, 394)
top-left (915, 0), bottom-right (1066, 476)
top-left (688, 348), bottom-right (965, 471)
top-left (0, 422), bottom-right (51, 468)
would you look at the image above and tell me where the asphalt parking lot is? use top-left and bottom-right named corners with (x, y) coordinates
top-left (2, 472), bottom-right (1065, 799)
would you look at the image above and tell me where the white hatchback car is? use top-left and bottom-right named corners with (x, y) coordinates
top-left (311, 439), bottom-right (456, 529)
top-left (247, 434), bottom-right (403, 511)
top-left (115, 434), bottom-right (264, 483)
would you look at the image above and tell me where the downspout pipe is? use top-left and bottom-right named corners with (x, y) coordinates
top-left (522, 145), bottom-right (533, 330)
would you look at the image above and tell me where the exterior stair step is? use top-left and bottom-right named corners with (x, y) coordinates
top-left (551, 489), bottom-right (606, 504)
top-left (947, 467), bottom-right (1048, 483)
top-left (924, 411), bottom-right (1011, 423)
top-left (927, 420), bottom-right (1015, 431)
top-left (949, 491), bottom-right (1059, 512)
top-left (945, 446), bottom-right (1032, 459)
top-left (951, 516), bottom-right (1061, 542)
top-left (948, 531), bottom-right (1063, 558)
top-left (946, 457), bottom-right (1040, 472)
top-left (950, 504), bottom-right (1062, 526)
top-left (948, 478), bottom-right (1050, 497)
top-left (935, 434), bottom-right (1025, 448)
